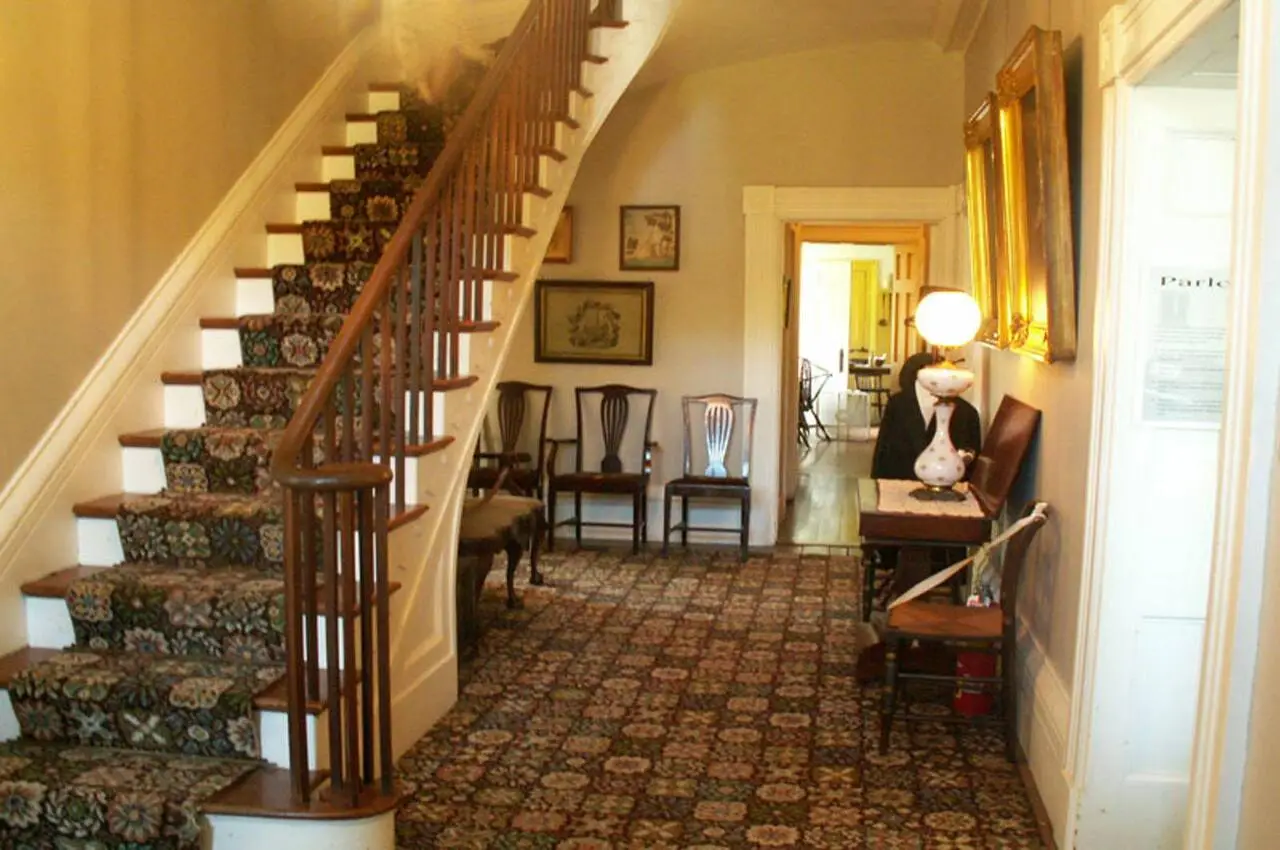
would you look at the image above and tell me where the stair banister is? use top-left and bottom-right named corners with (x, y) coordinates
top-left (270, 0), bottom-right (614, 811)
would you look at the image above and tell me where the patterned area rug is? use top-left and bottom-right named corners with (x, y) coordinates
top-left (395, 548), bottom-right (1046, 849)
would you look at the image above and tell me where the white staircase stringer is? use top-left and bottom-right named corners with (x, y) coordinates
top-left (382, 0), bottom-right (683, 760)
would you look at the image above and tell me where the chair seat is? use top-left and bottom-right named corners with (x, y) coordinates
top-left (669, 475), bottom-right (748, 487)
top-left (550, 472), bottom-right (649, 493)
top-left (886, 600), bottom-right (1004, 640)
top-left (468, 465), bottom-right (539, 493)
top-left (460, 494), bottom-right (542, 542)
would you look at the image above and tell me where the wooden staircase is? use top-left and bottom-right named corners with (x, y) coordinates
top-left (0, 0), bottom-right (679, 847)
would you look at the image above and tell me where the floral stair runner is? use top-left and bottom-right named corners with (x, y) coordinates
top-left (0, 82), bottom-right (473, 849)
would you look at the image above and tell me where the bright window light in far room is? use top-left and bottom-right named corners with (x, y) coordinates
top-left (914, 290), bottom-right (982, 348)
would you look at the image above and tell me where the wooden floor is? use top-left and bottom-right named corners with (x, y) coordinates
top-left (778, 436), bottom-right (875, 545)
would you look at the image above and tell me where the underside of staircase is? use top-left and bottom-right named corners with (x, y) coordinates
top-left (0, 1), bottom-right (675, 846)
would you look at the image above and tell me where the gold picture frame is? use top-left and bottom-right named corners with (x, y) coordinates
top-left (964, 93), bottom-right (1009, 348)
top-left (544, 206), bottom-right (573, 264)
top-left (996, 26), bottom-right (1077, 362)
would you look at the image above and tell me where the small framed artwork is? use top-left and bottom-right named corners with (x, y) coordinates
top-left (620, 205), bottom-right (680, 271)
top-left (963, 93), bottom-right (1010, 349)
top-left (534, 279), bottom-right (655, 366)
top-left (996, 26), bottom-right (1077, 363)
top-left (544, 206), bottom-right (573, 264)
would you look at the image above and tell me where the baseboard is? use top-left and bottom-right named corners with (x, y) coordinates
top-left (0, 26), bottom-right (381, 650)
top-left (1017, 620), bottom-right (1075, 849)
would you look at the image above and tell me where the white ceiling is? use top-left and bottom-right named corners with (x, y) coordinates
top-left (632, 0), bottom-right (986, 88)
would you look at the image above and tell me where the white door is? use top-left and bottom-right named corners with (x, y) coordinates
top-left (798, 251), bottom-right (851, 428)
top-left (1077, 87), bottom-right (1237, 847)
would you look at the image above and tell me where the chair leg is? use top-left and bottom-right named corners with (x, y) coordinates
top-left (546, 488), bottom-right (557, 552)
top-left (680, 495), bottom-right (690, 550)
top-left (574, 492), bottom-right (583, 547)
top-left (879, 635), bottom-right (901, 754)
top-left (740, 495), bottom-right (750, 563)
top-left (662, 489), bottom-right (672, 556)
top-left (504, 535), bottom-right (523, 609)
top-left (1003, 638), bottom-right (1019, 763)
top-left (529, 513), bottom-right (544, 586)
top-left (631, 490), bottom-right (641, 555)
top-left (642, 488), bottom-right (650, 549)
top-left (862, 549), bottom-right (877, 622)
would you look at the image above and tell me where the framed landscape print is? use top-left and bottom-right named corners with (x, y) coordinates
top-left (544, 206), bottom-right (573, 264)
top-left (964, 93), bottom-right (1010, 349)
top-left (620, 205), bottom-right (680, 271)
top-left (534, 280), bottom-right (655, 365)
top-left (996, 26), bottom-right (1077, 362)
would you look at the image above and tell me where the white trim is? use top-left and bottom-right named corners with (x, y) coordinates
top-left (741, 185), bottom-right (962, 546)
top-left (1017, 622), bottom-right (1073, 849)
top-left (0, 26), bottom-right (380, 648)
top-left (1186, 1), bottom-right (1278, 846)
top-left (1075, 2), bottom-right (1276, 848)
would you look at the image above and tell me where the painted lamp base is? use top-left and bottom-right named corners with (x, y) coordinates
top-left (910, 365), bottom-right (974, 500)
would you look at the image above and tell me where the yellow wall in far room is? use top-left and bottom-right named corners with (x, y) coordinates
top-left (0, 0), bottom-right (373, 491)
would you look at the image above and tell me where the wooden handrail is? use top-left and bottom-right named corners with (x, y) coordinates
top-left (270, 0), bottom-right (616, 809)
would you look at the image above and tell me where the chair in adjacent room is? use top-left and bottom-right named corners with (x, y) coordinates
top-left (798, 357), bottom-right (831, 444)
top-left (546, 384), bottom-right (658, 554)
top-left (878, 502), bottom-right (1049, 761)
top-left (662, 394), bottom-right (758, 562)
top-left (467, 381), bottom-right (553, 501)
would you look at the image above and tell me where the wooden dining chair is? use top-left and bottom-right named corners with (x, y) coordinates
top-left (546, 384), bottom-right (658, 554)
top-left (663, 394), bottom-right (757, 561)
top-left (878, 503), bottom-right (1049, 761)
top-left (468, 381), bottom-right (553, 501)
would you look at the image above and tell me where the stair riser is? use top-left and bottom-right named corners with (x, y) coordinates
top-left (202, 325), bottom-right (475, 371)
top-left (163, 383), bottom-right (450, 434)
top-left (0, 678), bottom-right (325, 771)
top-left (345, 120), bottom-right (377, 147)
top-left (235, 272), bottom-right (510, 320)
top-left (368, 90), bottom-right (400, 113)
top-left (266, 231), bottom-right (523, 273)
top-left (121, 444), bottom-right (424, 504)
top-left (322, 153), bottom-right (356, 183)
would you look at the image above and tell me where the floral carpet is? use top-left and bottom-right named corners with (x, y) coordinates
top-left (395, 548), bottom-right (1046, 849)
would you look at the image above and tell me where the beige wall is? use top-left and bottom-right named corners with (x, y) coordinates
top-left (965, 0), bottom-right (1111, 700)
top-left (0, 0), bottom-right (373, 491)
top-left (503, 41), bottom-right (963, 494)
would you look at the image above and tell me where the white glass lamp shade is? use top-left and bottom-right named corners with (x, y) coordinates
top-left (914, 291), bottom-right (982, 348)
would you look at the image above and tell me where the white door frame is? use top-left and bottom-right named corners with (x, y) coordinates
top-left (1071, 1), bottom-right (1278, 847)
top-left (742, 185), bottom-right (965, 545)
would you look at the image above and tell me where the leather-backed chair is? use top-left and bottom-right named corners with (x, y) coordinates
top-left (546, 384), bottom-right (658, 554)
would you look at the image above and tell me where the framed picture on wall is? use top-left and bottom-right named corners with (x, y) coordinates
top-left (534, 280), bottom-right (655, 365)
top-left (996, 26), bottom-right (1077, 362)
top-left (620, 205), bottom-right (680, 271)
top-left (964, 93), bottom-right (1010, 349)
top-left (544, 206), bottom-right (574, 264)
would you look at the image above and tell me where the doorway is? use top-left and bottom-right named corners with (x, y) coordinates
top-left (1074, 3), bottom-right (1246, 846)
top-left (780, 222), bottom-right (930, 544)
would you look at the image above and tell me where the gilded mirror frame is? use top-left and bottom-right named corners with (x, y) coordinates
top-left (964, 93), bottom-right (1009, 348)
top-left (996, 26), bottom-right (1077, 362)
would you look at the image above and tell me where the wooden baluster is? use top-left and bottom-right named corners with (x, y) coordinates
top-left (360, 326), bottom-right (374, 463)
top-left (573, 0), bottom-right (588, 89)
top-left (392, 265), bottom-right (409, 509)
top-left (374, 485), bottom-right (394, 793)
top-left (420, 222), bottom-right (435, 444)
top-left (340, 488), bottom-right (361, 805)
top-left (340, 369), bottom-right (355, 464)
top-left (322, 485), bottom-right (343, 794)
top-left (448, 178), bottom-right (463, 378)
top-left (379, 287), bottom-right (393, 478)
top-left (461, 149), bottom-right (476, 324)
top-left (408, 249), bottom-right (423, 449)
top-left (300, 439), bottom-right (320, 704)
top-left (358, 489), bottom-right (376, 784)
top-left (283, 487), bottom-right (310, 803)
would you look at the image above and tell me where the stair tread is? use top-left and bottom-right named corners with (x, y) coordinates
top-left (536, 146), bottom-right (568, 163)
top-left (161, 367), bottom-right (479, 390)
top-left (22, 562), bottom-right (403, 622)
top-left (72, 492), bottom-right (428, 531)
top-left (0, 645), bottom-right (61, 687)
top-left (200, 315), bottom-right (501, 334)
top-left (345, 112), bottom-right (377, 122)
top-left (118, 427), bottom-right (458, 458)
top-left (234, 266), bottom-right (275, 278)
top-left (201, 765), bottom-right (405, 820)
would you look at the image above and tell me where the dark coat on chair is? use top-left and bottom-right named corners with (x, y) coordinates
top-left (872, 352), bottom-right (982, 481)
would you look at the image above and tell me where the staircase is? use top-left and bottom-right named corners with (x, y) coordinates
top-left (0, 1), bottom-right (676, 846)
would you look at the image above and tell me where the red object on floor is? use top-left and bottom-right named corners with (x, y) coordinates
top-left (954, 650), bottom-right (997, 716)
